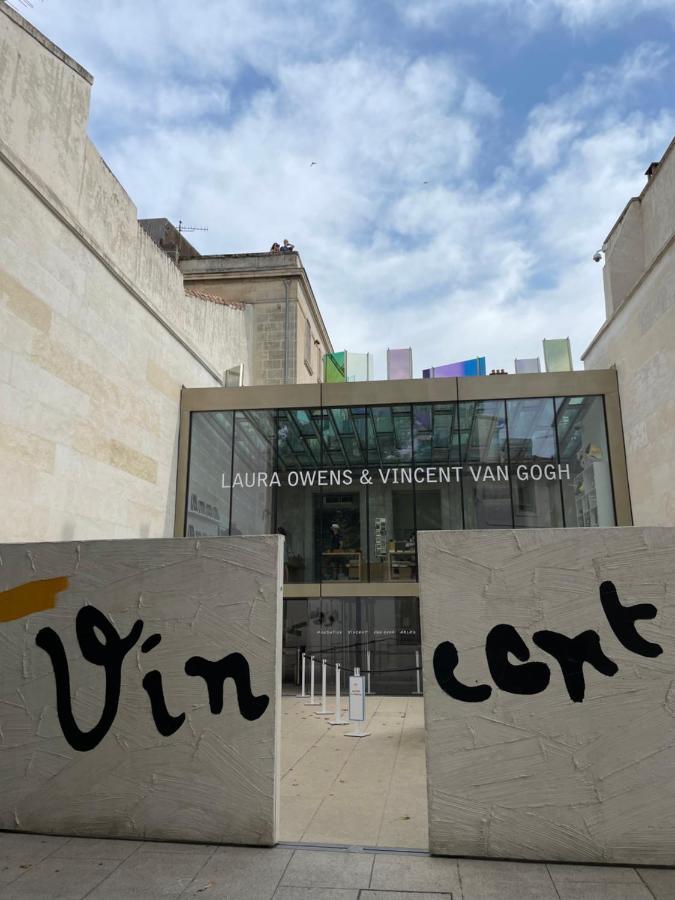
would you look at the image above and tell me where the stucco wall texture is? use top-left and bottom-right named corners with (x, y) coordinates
top-left (0, 536), bottom-right (282, 845)
top-left (0, 5), bottom-right (250, 542)
top-left (419, 528), bottom-right (675, 866)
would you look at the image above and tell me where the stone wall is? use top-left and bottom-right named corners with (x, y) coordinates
top-left (0, 4), bottom-right (251, 542)
top-left (0, 535), bottom-right (282, 845)
top-left (181, 254), bottom-right (331, 386)
top-left (584, 141), bottom-right (675, 526)
top-left (419, 528), bottom-right (675, 866)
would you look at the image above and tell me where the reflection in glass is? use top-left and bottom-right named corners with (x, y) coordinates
top-left (184, 396), bottom-right (619, 582)
top-left (556, 396), bottom-right (615, 526)
top-left (276, 408), bottom-right (323, 582)
top-left (230, 409), bottom-right (275, 535)
top-left (185, 411), bottom-right (233, 538)
top-left (460, 400), bottom-right (511, 528)
top-left (507, 397), bottom-right (563, 528)
top-left (282, 596), bottom-right (421, 696)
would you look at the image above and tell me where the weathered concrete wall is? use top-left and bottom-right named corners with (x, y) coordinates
top-left (0, 5), bottom-right (251, 542)
top-left (419, 528), bottom-right (675, 866)
top-left (0, 536), bottom-right (282, 845)
top-left (584, 142), bottom-right (675, 526)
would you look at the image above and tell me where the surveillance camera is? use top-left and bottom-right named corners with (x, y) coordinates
top-left (592, 251), bottom-right (603, 263)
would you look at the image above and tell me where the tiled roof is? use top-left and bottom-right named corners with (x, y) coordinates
top-left (184, 288), bottom-right (247, 310)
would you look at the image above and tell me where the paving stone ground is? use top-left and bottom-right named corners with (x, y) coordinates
top-left (281, 695), bottom-right (427, 849)
top-left (1, 832), bottom-right (674, 899)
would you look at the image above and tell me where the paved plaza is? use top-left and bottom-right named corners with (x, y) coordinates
top-left (1, 831), bottom-right (675, 899)
top-left (281, 695), bottom-right (427, 849)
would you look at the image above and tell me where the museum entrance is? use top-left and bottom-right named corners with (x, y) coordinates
top-left (279, 595), bottom-right (428, 849)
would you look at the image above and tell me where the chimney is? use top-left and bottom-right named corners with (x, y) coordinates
top-left (645, 162), bottom-right (659, 181)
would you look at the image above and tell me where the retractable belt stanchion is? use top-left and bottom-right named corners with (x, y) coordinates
top-left (345, 666), bottom-right (371, 738)
top-left (296, 652), bottom-right (307, 698)
top-left (413, 650), bottom-right (422, 695)
top-left (316, 658), bottom-right (331, 716)
top-left (306, 655), bottom-right (320, 706)
top-left (329, 663), bottom-right (348, 726)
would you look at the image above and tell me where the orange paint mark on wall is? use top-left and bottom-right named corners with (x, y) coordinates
top-left (0, 576), bottom-right (69, 622)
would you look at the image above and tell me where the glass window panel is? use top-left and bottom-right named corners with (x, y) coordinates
top-left (556, 395), bottom-right (615, 527)
top-left (185, 411), bottom-right (233, 538)
top-left (416, 478), bottom-right (463, 532)
top-left (459, 400), bottom-right (507, 464)
top-left (368, 478), bottom-right (416, 583)
top-left (387, 348), bottom-right (413, 381)
top-left (462, 476), bottom-right (512, 529)
top-left (323, 408), bottom-right (369, 467)
top-left (368, 405), bottom-right (413, 466)
top-left (317, 472), bottom-right (367, 584)
top-left (230, 409), bottom-right (275, 535)
top-left (507, 397), bottom-right (563, 528)
top-left (282, 597), bottom-right (422, 696)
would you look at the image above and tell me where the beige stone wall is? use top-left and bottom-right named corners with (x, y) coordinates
top-left (0, 5), bottom-right (251, 542)
top-left (419, 527), bottom-right (675, 866)
top-left (0, 536), bottom-right (282, 845)
top-left (181, 255), bottom-right (332, 386)
top-left (584, 142), bottom-right (675, 526)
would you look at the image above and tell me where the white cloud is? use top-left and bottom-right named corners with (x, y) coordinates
top-left (515, 44), bottom-right (669, 170)
top-left (19, 2), bottom-right (675, 377)
top-left (394, 0), bottom-right (675, 31)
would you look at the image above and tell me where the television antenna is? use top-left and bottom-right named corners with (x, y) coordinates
top-left (175, 219), bottom-right (208, 263)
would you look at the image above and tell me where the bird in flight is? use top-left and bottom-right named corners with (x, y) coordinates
top-left (310, 161), bottom-right (317, 167)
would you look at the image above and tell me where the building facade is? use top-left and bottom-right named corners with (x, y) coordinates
top-left (583, 138), bottom-right (675, 526)
top-left (181, 252), bottom-right (332, 387)
top-left (0, 5), bottom-right (332, 544)
top-left (176, 371), bottom-right (631, 695)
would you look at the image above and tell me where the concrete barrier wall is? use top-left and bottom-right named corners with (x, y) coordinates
top-left (0, 536), bottom-right (282, 845)
top-left (419, 528), bottom-right (675, 866)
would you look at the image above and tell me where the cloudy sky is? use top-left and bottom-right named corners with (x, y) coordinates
top-left (19, 0), bottom-right (675, 377)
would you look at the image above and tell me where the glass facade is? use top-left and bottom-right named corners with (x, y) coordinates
top-left (185, 395), bottom-right (616, 578)
top-left (183, 392), bottom-right (618, 696)
top-left (283, 596), bottom-right (421, 696)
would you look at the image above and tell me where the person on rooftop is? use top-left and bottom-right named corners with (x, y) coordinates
top-left (280, 239), bottom-right (295, 253)
top-left (270, 242), bottom-right (280, 253)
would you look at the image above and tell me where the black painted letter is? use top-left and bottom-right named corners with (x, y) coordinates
top-left (600, 580), bottom-right (663, 658)
top-left (432, 640), bottom-right (492, 702)
top-left (532, 629), bottom-right (618, 702)
top-left (185, 651), bottom-right (269, 721)
top-left (142, 671), bottom-right (186, 736)
top-left (485, 624), bottom-right (551, 695)
top-left (35, 605), bottom-right (143, 751)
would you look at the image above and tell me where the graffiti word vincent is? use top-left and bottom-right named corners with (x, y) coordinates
top-left (35, 605), bottom-right (269, 752)
top-left (433, 580), bottom-right (663, 704)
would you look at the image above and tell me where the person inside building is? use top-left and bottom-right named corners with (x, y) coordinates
top-left (326, 523), bottom-right (344, 580)
top-left (330, 523), bottom-right (342, 550)
top-left (280, 238), bottom-right (295, 253)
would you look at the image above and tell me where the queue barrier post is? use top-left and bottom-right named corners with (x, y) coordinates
top-left (413, 650), bottom-right (422, 695)
top-left (329, 663), bottom-right (348, 726)
top-left (306, 655), bottom-right (320, 706)
top-left (316, 658), bottom-right (331, 716)
top-left (296, 652), bottom-right (307, 699)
